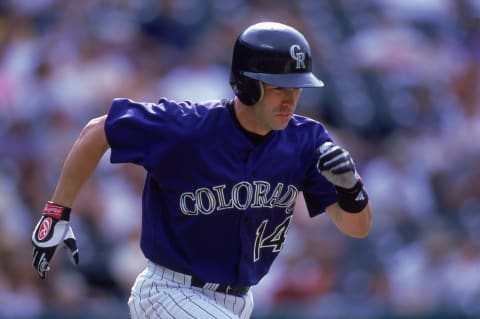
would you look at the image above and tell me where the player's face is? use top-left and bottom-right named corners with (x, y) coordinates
top-left (253, 84), bottom-right (302, 132)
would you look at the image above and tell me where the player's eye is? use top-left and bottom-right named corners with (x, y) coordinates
top-left (268, 86), bottom-right (285, 92)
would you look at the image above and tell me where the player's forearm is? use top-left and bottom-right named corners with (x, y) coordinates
top-left (326, 203), bottom-right (372, 238)
top-left (52, 115), bottom-right (109, 207)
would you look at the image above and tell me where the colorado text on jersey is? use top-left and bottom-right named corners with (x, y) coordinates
top-left (179, 181), bottom-right (299, 215)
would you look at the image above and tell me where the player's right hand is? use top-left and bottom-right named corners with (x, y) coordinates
top-left (32, 201), bottom-right (79, 279)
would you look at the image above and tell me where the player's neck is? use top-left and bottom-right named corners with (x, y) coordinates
top-left (233, 98), bottom-right (270, 136)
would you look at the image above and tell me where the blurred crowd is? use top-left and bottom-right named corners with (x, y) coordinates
top-left (1, 0), bottom-right (480, 318)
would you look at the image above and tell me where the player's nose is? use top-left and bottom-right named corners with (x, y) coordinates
top-left (282, 88), bottom-right (299, 106)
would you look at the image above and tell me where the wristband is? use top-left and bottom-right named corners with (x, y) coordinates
top-left (43, 201), bottom-right (72, 221)
top-left (335, 180), bottom-right (369, 213)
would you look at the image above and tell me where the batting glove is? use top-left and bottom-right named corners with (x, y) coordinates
top-left (32, 201), bottom-right (79, 279)
top-left (316, 141), bottom-right (368, 213)
top-left (316, 141), bottom-right (359, 189)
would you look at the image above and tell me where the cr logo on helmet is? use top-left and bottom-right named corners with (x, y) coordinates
top-left (289, 44), bottom-right (306, 69)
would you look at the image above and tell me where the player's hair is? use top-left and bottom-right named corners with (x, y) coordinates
top-left (230, 21), bottom-right (324, 106)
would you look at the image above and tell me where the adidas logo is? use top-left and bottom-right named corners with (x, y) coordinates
top-left (355, 191), bottom-right (365, 201)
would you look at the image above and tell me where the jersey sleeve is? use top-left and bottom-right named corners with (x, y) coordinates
top-left (104, 98), bottom-right (187, 169)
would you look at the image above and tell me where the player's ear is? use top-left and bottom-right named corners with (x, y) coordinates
top-left (257, 81), bottom-right (264, 103)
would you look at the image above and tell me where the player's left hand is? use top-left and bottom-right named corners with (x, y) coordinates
top-left (32, 201), bottom-right (79, 279)
top-left (316, 141), bottom-right (360, 190)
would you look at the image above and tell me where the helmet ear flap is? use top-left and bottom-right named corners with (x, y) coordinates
top-left (230, 75), bottom-right (263, 106)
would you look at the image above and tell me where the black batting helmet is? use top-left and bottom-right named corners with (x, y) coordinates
top-left (230, 21), bottom-right (324, 105)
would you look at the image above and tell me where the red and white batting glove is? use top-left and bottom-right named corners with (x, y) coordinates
top-left (32, 201), bottom-right (79, 279)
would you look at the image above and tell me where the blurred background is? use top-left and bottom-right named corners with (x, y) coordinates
top-left (1, 0), bottom-right (480, 318)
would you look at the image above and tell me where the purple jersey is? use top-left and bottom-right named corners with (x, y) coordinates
top-left (104, 98), bottom-right (337, 286)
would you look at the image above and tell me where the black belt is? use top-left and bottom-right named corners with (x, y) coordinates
top-left (190, 277), bottom-right (250, 296)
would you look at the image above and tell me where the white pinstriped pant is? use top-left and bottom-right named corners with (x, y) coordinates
top-left (128, 260), bottom-right (254, 319)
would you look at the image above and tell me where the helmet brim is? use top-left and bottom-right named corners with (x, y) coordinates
top-left (242, 71), bottom-right (324, 88)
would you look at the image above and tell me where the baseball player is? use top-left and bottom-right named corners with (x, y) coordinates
top-left (32, 22), bottom-right (372, 319)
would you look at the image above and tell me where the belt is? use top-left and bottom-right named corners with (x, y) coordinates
top-left (147, 261), bottom-right (250, 297)
top-left (190, 276), bottom-right (250, 296)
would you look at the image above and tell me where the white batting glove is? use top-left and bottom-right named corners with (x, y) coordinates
top-left (32, 201), bottom-right (79, 279)
top-left (316, 142), bottom-right (368, 213)
top-left (316, 141), bottom-right (359, 189)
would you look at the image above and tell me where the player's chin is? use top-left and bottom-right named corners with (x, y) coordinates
top-left (272, 119), bottom-right (291, 130)
top-left (273, 115), bottom-right (292, 130)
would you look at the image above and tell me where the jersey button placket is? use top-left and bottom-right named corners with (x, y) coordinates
top-left (238, 147), bottom-right (260, 282)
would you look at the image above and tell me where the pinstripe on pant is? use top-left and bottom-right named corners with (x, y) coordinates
top-left (128, 260), bottom-right (254, 319)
